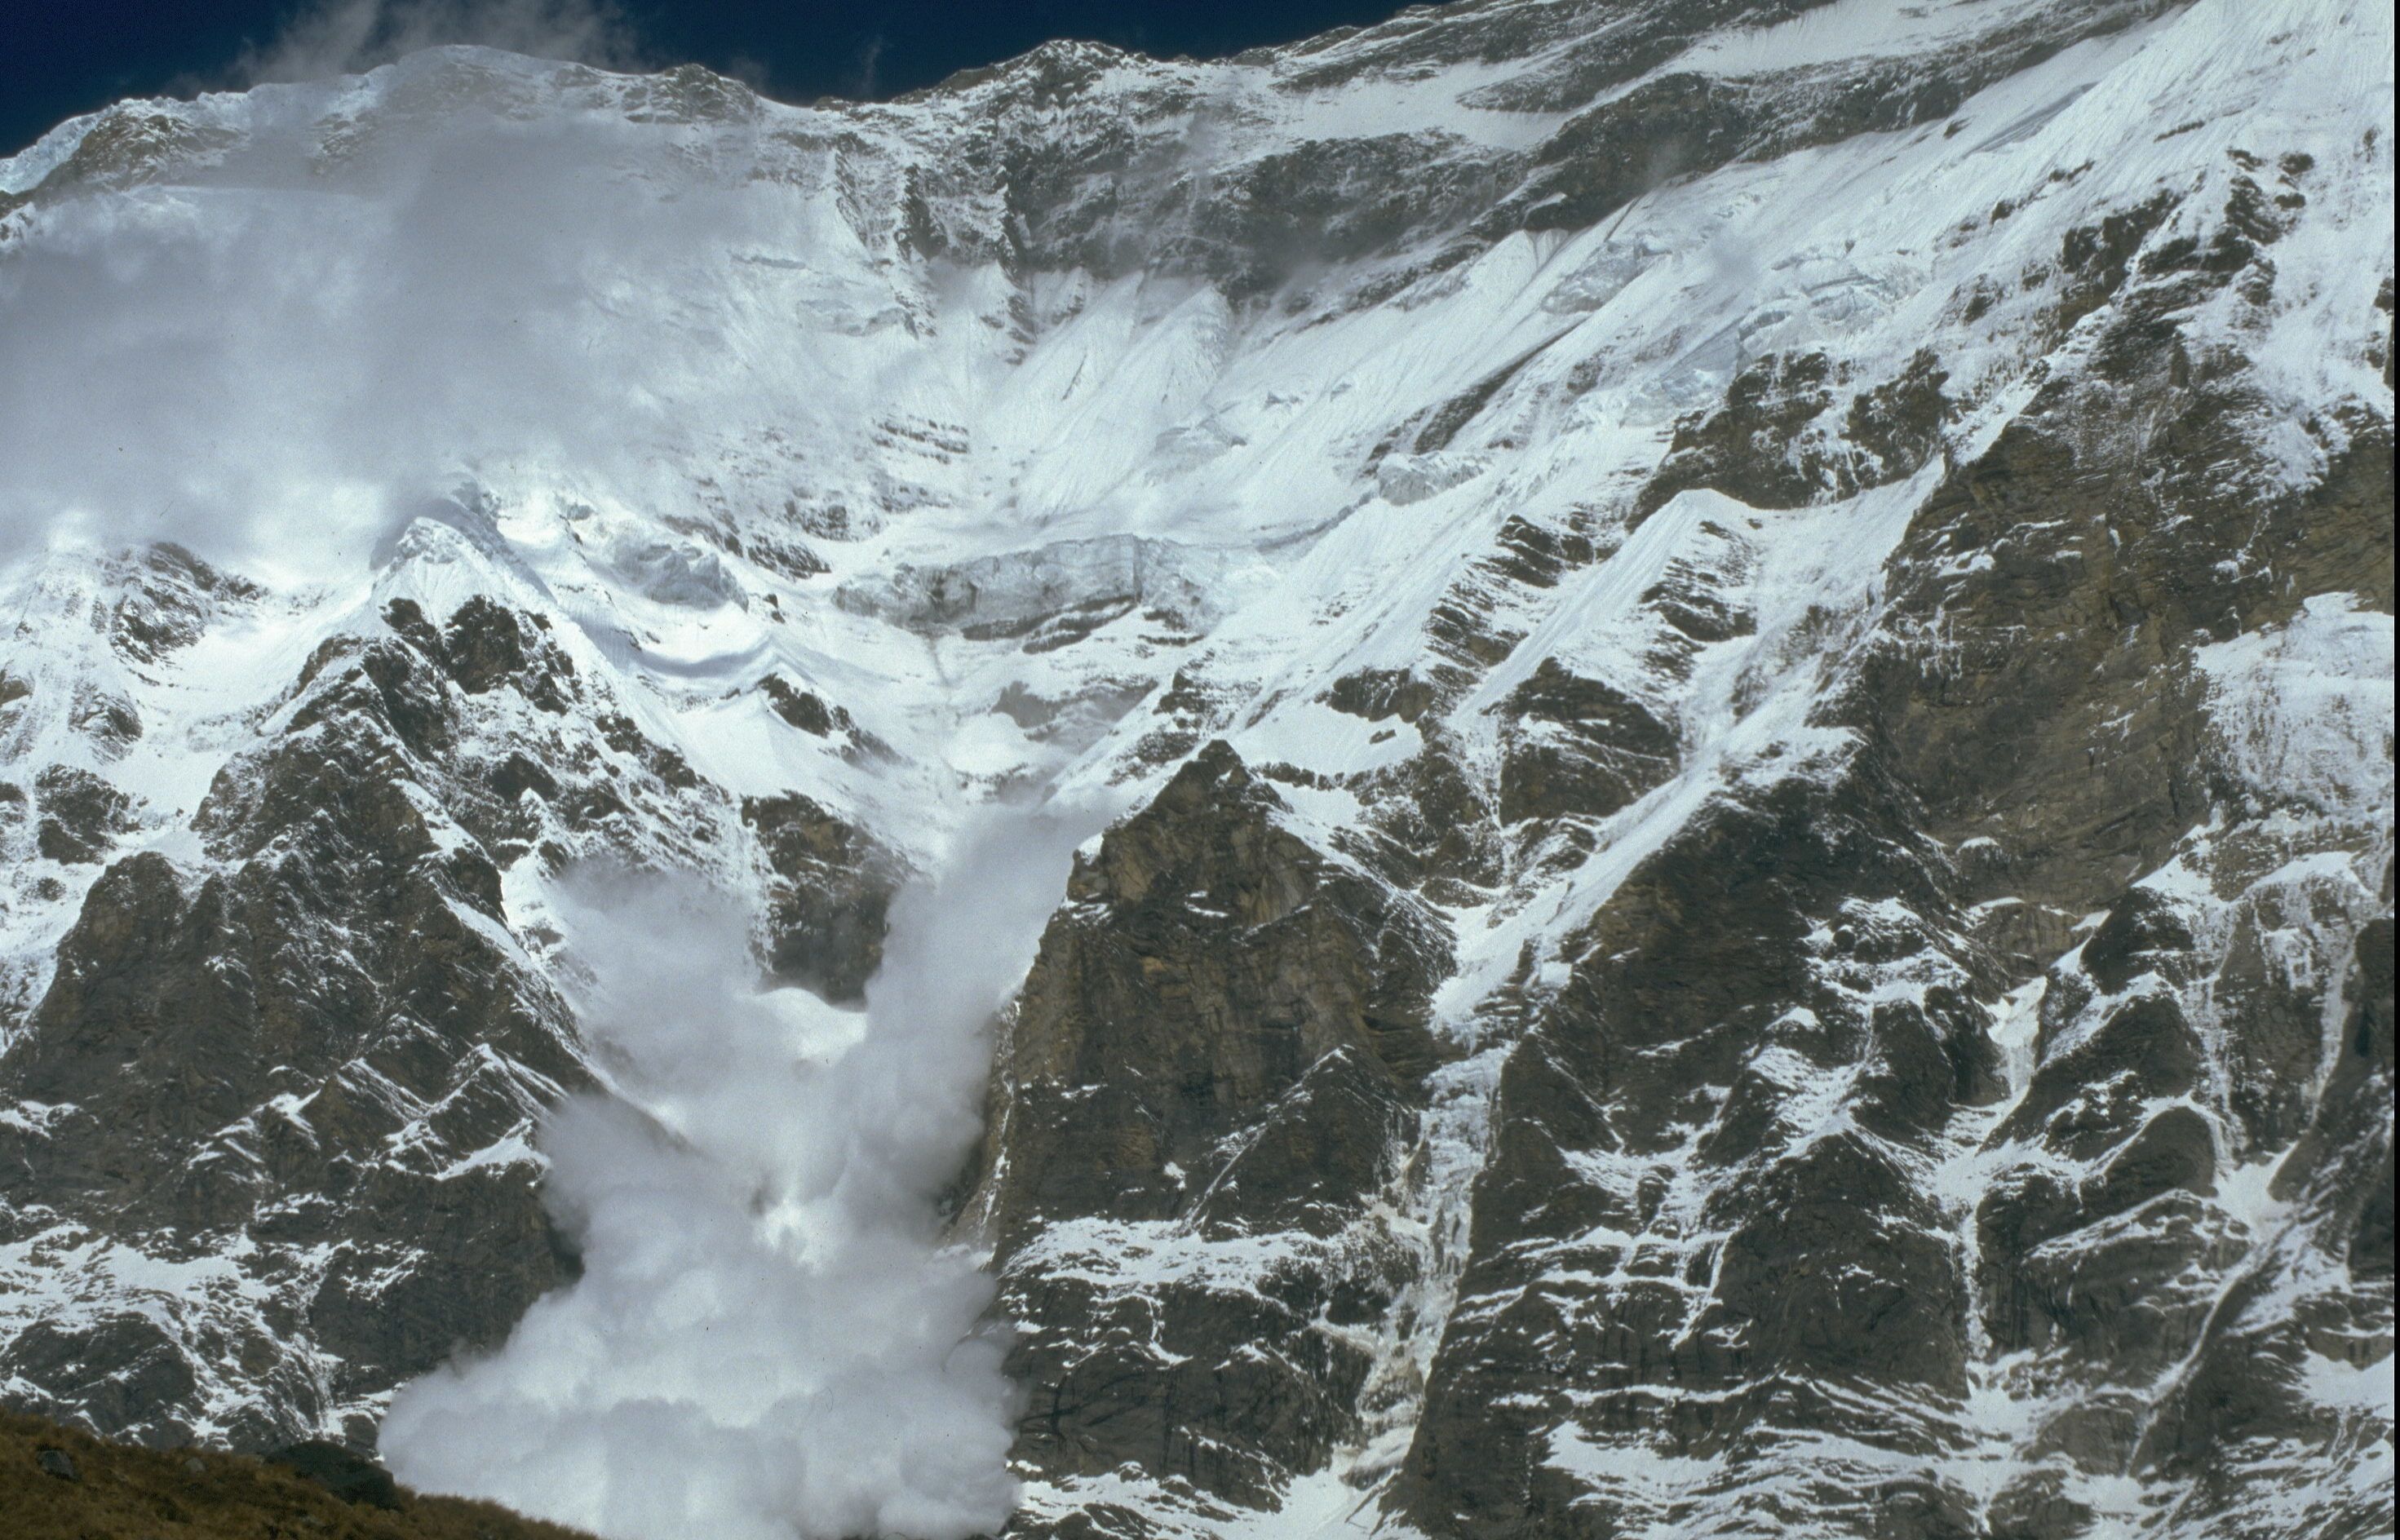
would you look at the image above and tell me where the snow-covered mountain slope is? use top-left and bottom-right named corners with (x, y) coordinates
top-left (0, 0), bottom-right (2391, 1536)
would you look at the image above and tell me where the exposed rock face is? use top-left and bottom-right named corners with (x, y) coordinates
top-left (741, 790), bottom-right (900, 1002)
top-left (0, 591), bottom-right (600, 1447)
top-left (1494, 659), bottom-right (1680, 825)
top-left (0, 0), bottom-right (2390, 1536)
top-left (968, 741), bottom-right (1450, 1516)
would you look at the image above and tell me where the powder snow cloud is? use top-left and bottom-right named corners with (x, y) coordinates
top-left (237, 0), bottom-right (646, 84)
top-left (379, 802), bottom-right (1107, 1540)
top-left (0, 82), bottom-right (790, 580)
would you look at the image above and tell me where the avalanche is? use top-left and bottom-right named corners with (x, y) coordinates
top-left (0, 0), bottom-right (2389, 1536)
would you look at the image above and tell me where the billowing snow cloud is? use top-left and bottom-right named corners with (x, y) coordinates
top-left (0, 86), bottom-right (779, 581)
top-left (237, 0), bottom-right (644, 85)
top-left (381, 801), bottom-right (1105, 1539)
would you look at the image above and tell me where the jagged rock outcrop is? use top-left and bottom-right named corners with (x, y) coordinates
top-left (742, 790), bottom-right (901, 1001)
top-left (970, 741), bottom-right (1450, 1516)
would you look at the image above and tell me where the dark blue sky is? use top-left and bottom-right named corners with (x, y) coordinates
top-left (1, 1), bottom-right (1442, 160)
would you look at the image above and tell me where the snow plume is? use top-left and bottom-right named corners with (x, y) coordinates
top-left (237, 0), bottom-right (644, 84)
top-left (0, 83), bottom-right (756, 581)
top-left (381, 798), bottom-right (1109, 1539)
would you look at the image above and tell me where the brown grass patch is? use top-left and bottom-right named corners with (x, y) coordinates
top-left (0, 1406), bottom-right (596, 1540)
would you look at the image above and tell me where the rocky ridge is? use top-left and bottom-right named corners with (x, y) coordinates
top-left (0, 0), bottom-right (2391, 1536)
